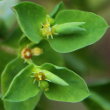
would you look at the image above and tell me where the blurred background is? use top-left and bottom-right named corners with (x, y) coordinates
top-left (0, 0), bottom-right (110, 110)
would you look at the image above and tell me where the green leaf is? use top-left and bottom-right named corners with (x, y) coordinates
top-left (0, 49), bottom-right (16, 74)
top-left (50, 1), bottom-right (65, 18)
top-left (48, 10), bottom-right (108, 53)
top-left (4, 94), bottom-right (41, 110)
top-left (13, 2), bottom-right (47, 43)
top-left (1, 57), bottom-right (41, 110)
top-left (32, 40), bottom-right (64, 66)
top-left (3, 64), bottom-right (41, 102)
top-left (41, 63), bottom-right (89, 102)
top-left (1, 57), bottom-right (27, 94)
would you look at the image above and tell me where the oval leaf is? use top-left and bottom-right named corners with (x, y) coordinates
top-left (41, 63), bottom-right (90, 102)
top-left (1, 57), bottom-right (27, 94)
top-left (1, 57), bottom-right (41, 110)
top-left (13, 2), bottom-right (47, 43)
top-left (4, 94), bottom-right (41, 110)
top-left (48, 10), bottom-right (109, 53)
top-left (3, 64), bottom-right (41, 102)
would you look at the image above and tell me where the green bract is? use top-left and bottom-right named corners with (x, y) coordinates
top-left (2, 63), bottom-right (89, 103)
top-left (50, 1), bottom-right (65, 18)
top-left (13, 2), bottom-right (108, 53)
top-left (3, 64), bottom-right (41, 102)
top-left (1, 57), bottom-right (27, 94)
top-left (1, 58), bottom-right (41, 110)
top-left (41, 63), bottom-right (89, 102)
top-left (49, 10), bottom-right (108, 52)
top-left (13, 2), bottom-right (46, 44)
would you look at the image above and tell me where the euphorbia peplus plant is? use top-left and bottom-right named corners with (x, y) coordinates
top-left (1, 1), bottom-right (109, 110)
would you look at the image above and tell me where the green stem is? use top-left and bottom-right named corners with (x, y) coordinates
top-left (0, 45), bottom-right (17, 55)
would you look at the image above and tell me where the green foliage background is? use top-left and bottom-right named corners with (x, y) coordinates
top-left (0, 0), bottom-right (110, 110)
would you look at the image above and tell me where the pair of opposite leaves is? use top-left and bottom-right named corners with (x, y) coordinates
top-left (2, 57), bottom-right (89, 103)
top-left (13, 1), bottom-right (108, 53)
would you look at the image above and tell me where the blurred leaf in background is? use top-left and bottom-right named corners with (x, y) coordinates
top-left (84, 81), bottom-right (110, 110)
top-left (87, 0), bottom-right (110, 12)
top-left (0, 19), bottom-right (7, 39)
top-left (0, 0), bottom-right (19, 28)
top-left (63, 47), bottom-right (109, 76)
top-left (66, 0), bottom-right (110, 12)
top-left (0, 27), bottom-right (22, 73)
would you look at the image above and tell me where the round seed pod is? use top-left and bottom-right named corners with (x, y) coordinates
top-left (39, 80), bottom-right (49, 91)
top-left (52, 22), bottom-right (86, 35)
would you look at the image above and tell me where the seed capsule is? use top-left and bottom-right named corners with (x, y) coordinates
top-left (31, 47), bottom-right (43, 56)
top-left (21, 47), bottom-right (43, 59)
top-left (52, 22), bottom-right (86, 35)
top-left (39, 80), bottom-right (49, 91)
